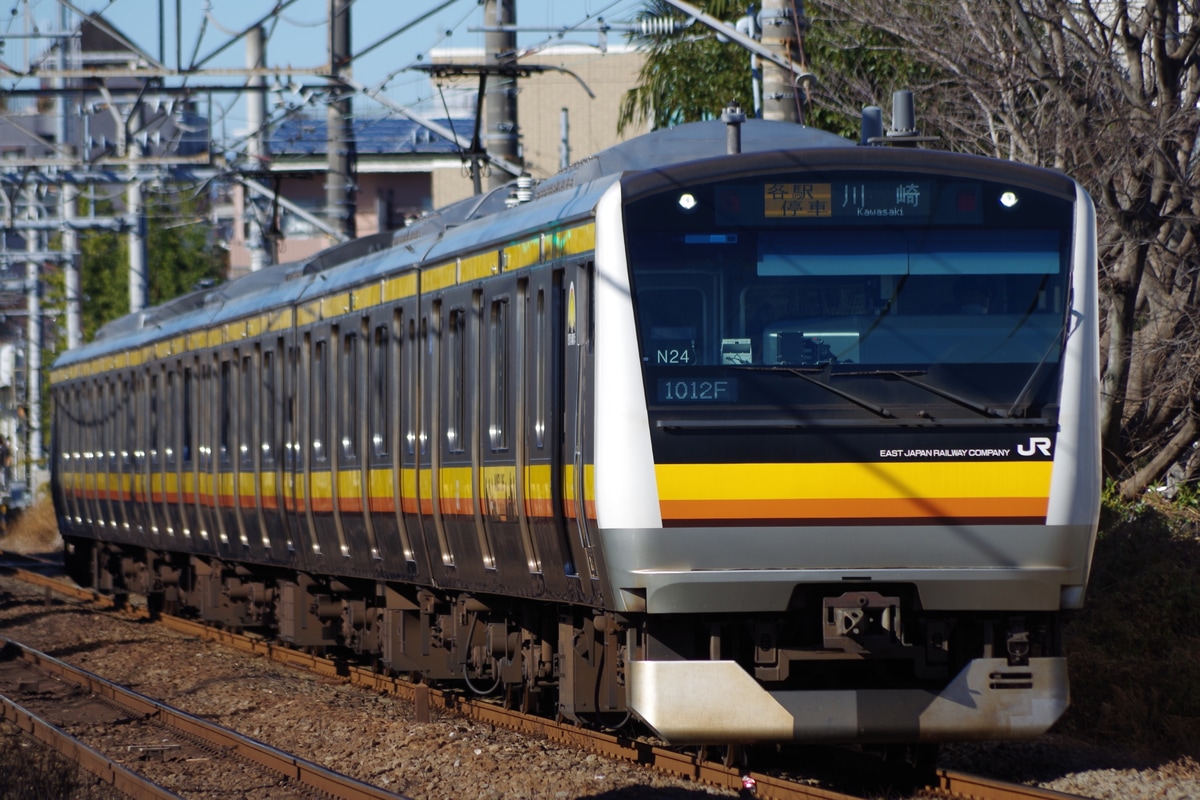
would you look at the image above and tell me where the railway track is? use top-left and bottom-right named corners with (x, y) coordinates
top-left (4, 563), bottom-right (1094, 800)
top-left (0, 636), bottom-right (409, 800)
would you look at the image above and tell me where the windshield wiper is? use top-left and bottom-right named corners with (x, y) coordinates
top-left (883, 370), bottom-right (1005, 419)
top-left (1007, 310), bottom-right (1075, 417)
top-left (732, 365), bottom-right (894, 419)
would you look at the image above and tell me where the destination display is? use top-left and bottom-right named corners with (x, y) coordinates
top-left (713, 179), bottom-right (984, 226)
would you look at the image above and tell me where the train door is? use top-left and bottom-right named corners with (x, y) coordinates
top-left (335, 319), bottom-right (377, 573)
top-left (195, 358), bottom-right (218, 549)
top-left (398, 303), bottom-right (435, 584)
top-left (237, 345), bottom-right (273, 562)
top-left (95, 380), bottom-right (114, 534)
top-left (304, 328), bottom-right (344, 561)
top-left (561, 261), bottom-right (600, 602)
top-left (259, 339), bottom-right (294, 562)
top-left (136, 369), bottom-right (158, 547)
top-left (440, 293), bottom-right (494, 589)
top-left (164, 367), bottom-right (185, 543)
top-left (177, 362), bottom-right (197, 544)
top-left (481, 280), bottom-right (542, 593)
top-left (79, 381), bottom-right (97, 530)
top-left (522, 270), bottom-right (572, 596)
top-left (417, 296), bottom-right (454, 584)
top-left (364, 307), bottom-right (408, 575)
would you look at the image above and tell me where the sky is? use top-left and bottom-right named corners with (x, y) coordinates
top-left (10, 0), bottom-right (653, 136)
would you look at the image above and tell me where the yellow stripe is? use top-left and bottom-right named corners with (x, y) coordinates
top-left (460, 252), bottom-right (498, 282)
top-left (337, 469), bottom-right (361, 497)
top-left (354, 283), bottom-right (382, 310)
top-left (439, 465), bottom-right (475, 498)
top-left (310, 471), bottom-right (333, 499)
top-left (321, 293), bottom-right (350, 319)
top-left (219, 473), bottom-right (234, 497)
top-left (298, 302), bottom-right (320, 327)
top-left (423, 263), bottom-right (456, 292)
top-left (401, 467), bottom-right (419, 499)
top-left (164, 473), bottom-right (178, 495)
top-left (503, 239), bottom-right (540, 271)
top-left (238, 472), bottom-right (256, 496)
top-left (384, 273), bottom-right (418, 301)
top-left (269, 307), bottom-right (293, 332)
top-left (656, 462), bottom-right (1052, 501)
top-left (369, 467), bottom-right (393, 496)
top-left (261, 471), bottom-right (275, 496)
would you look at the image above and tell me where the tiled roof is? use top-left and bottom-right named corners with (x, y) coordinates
top-left (270, 116), bottom-right (477, 156)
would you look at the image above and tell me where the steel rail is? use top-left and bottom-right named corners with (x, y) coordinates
top-left (11, 567), bottom-right (1094, 800)
top-left (0, 631), bottom-right (409, 800)
top-left (0, 690), bottom-right (184, 800)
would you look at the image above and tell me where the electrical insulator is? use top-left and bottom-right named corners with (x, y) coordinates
top-left (639, 17), bottom-right (689, 36)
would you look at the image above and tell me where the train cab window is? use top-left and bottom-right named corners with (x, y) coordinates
top-left (371, 324), bottom-right (389, 458)
top-left (488, 299), bottom-right (510, 452)
top-left (636, 285), bottom-right (708, 365)
top-left (341, 332), bottom-right (358, 461)
top-left (312, 339), bottom-right (328, 464)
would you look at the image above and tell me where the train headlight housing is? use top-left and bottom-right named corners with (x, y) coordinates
top-left (999, 190), bottom-right (1020, 210)
top-left (677, 192), bottom-right (698, 211)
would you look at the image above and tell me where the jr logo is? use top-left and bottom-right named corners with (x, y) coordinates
top-left (1017, 436), bottom-right (1053, 457)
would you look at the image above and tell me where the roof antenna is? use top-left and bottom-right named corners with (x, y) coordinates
top-left (722, 101), bottom-right (746, 155)
top-left (860, 105), bottom-right (883, 146)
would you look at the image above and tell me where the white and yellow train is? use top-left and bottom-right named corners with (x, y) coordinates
top-left (51, 118), bottom-right (1100, 747)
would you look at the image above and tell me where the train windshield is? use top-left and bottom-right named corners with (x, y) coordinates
top-left (623, 170), bottom-right (1076, 421)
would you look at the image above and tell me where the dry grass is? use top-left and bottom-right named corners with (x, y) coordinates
top-left (0, 496), bottom-right (61, 554)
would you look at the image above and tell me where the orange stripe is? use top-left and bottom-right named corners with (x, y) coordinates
top-left (659, 496), bottom-right (1048, 521)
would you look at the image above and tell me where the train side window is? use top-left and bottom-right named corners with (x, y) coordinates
top-left (534, 288), bottom-right (546, 450)
top-left (219, 359), bottom-right (232, 466)
top-left (240, 353), bottom-right (254, 469)
top-left (286, 345), bottom-right (299, 470)
top-left (489, 298), bottom-right (510, 452)
top-left (182, 367), bottom-right (193, 465)
top-left (405, 317), bottom-right (418, 456)
top-left (261, 349), bottom-right (275, 467)
top-left (341, 332), bottom-right (358, 461)
top-left (165, 370), bottom-right (177, 468)
top-left (371, 323), bottom-right (389, 458)
top-left (446, 308), bottom-right (466, 454)
top-left (149, 372), bottom-right (159, 461)
top-left (312, 339), bottom-right (328, 463)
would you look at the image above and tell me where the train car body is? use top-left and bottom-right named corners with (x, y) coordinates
top-left (51, 119), bottom-right (1100, 746)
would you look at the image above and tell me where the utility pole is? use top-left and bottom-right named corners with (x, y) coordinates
top-left (327, 0), bottom-right (356, 239)
top-left (759, 0), bottom-right (804, 123)
top-left (57, 2), bottom-right (81, 349)
top-left (484, 0), bottom-right (521, 191)
top-left (245, 25), bottom-right (273, 271)
top-left (128, 147), bottom-right (148, 314)
top-left (24, 190), bottom-right (42, 482)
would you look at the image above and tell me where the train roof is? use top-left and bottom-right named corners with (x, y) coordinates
top-left (57, 120), bottom-right (855, 371)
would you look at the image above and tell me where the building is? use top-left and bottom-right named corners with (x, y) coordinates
top-left (225, 43), bottom-right (648, 275)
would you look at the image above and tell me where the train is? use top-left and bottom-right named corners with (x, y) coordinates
top-left (50, 117), bottom-right (1101, 748)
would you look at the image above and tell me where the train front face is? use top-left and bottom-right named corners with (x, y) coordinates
top-left (590, 149), bottom-right (1100, 745)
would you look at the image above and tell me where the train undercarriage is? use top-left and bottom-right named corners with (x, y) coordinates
top-left (65, 536), bottom-right (1063, 743)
